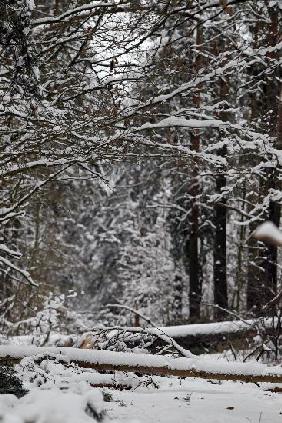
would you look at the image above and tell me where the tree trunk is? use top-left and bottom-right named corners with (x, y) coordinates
top-left (244, 3), bottom-right (281, 315)
top-left (247, 4), bottom-right (281, 313)
top-left (247, 221), bottom-right (264, 314)
top-left (213, 165), bottom-right (228, 317)
top-left (213, 62), bottom-right (229, 318)
top-left (246, 11), bottom-right (265, 315)
top-left (188, 24), bottom-right (202, 321)
top-left (262, 5), bottom-right (281, 309)
top-left (171, 273), bottom-right (184, 324)
top-left (0, 346), bottom-right (281, 384)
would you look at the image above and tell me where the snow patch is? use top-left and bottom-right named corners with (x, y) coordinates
top-left (253, 222), bottom-right (282, 246)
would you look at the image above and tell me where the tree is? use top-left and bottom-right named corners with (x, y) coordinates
top-left (245, 1), bottom-right (281, 315)
top-left (0, 0), bottom-right (281, 327)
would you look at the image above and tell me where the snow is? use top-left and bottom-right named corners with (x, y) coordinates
top-left (33, 2), bottom-right (128, 27)
top-left (0, 244), bottom-right (21, 258)
top-left (157, 318), bottom-right (269, 338)
top-left (253, 222), bottom-right (282, 246)
top-left (27, 0), bottom-right (35, 10)
top-left (0, 347), bottom-right (281, 423)
top-left (136, 117), bottom-right (228, 131)
top-left (0, 346), bottom-right (281, 380)
top-left (0, 366), bottom-right (281, 423)
top-left (0, 257), bottom-right (37, 287)
top-left (0, 389), bottom-right (104, 423)
top-left (106, 377), bottom-right (282, 423)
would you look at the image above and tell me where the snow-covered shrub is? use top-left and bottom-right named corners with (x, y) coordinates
top-left (71, 327), bottom-right (184, 357)
top-left (12, 354), bottom-right (106, 422)
top-left (7, 294), bottom-right (89, 343)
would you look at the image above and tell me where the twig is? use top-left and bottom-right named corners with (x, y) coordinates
top-left (262, 290), bottom-right (282, 312)
top-left (202, 301), bottom-right (252, 326)
top-left (105, 304), bottom-right (195, 358)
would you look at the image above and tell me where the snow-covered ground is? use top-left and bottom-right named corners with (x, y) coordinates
top-left (0, 373), bottom-right (281, 423)
top-left (0, 351), bottom-right (281, 423)
top-left (106, 377), bottom-right (282, 423)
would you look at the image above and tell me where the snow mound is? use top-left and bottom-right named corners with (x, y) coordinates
top-left (0, 389), bottom-right (105, 423)
top-left (253, 221), bottom-right (282, 246)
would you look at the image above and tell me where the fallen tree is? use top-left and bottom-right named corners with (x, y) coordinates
top-left (157, 318), bottom-right (280, 352)
top-left (75, 317), bottom-right (279, 354)
top-left (0, 345), bottom-right (281, 384)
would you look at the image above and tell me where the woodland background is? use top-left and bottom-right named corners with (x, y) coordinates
top-left (0, 0), bottom-right (281, 332)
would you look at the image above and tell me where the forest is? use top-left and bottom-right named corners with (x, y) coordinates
top-left (0, 1), bottom-right (281, 422)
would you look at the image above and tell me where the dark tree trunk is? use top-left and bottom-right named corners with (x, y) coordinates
top-left (247, 221), bottom-right (265, 314)
top-left (211, 9), bottom-right (232, 319)
top-left (172, 273), bottom-right (184, 324)
top-left (188, 23), bottom-right (202, 321)
top-left (244, 2), bottom-right (280, 316)
top-left (188, 191), bottom-right (201, 319)
top-left (261, 4), bottom-right (280, 310)
top-left (213, 169), bottom-right (228, 318)
top-left (264, 198), bottom-right (280, 303)
top-left (188, 132), bottom-right (201, 320)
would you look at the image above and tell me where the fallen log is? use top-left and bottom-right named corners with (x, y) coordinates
top-left (154, 318), bottom-right (280, 353)
top-left (0, 345), bottom-right (281, 384)
top-left (69, 318), bottom-right (279, 356)
top-left (83, 318), bottom-right (279, 354)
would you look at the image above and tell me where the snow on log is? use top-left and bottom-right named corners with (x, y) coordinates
top-left (112, 318), bottom-right (278, 352)
top-left (99, 318), bottom-right (276, 339)
top-left (252, 221), bottom-right (282, 246)
top-left (136, 116), bottom-right (228, 131)
top-left (157, 319), bottom-right (272, 338)
top-left (0, 346), bottom-right (281, 384)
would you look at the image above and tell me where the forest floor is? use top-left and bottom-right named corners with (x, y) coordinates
top-left (0, 346), bottom-right (281, 423)
top-left (106, 376), bottom-right (281, 423)
top-left (0, 333), bottom-right (281, 423)
top-left (0, 370), bottom-right (281, 423)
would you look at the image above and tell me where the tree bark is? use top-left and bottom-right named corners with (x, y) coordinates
top-left (213, 166), bottom-right (228, 317)
top-left (262, 5), bottom-right (281, 308)
top-left (172, 273), bottom-right (184, 324)
top-left (188, 23), bottom-right (203, 321)
top-left (0, 346), bottom-right (281, 384)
